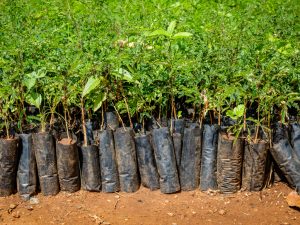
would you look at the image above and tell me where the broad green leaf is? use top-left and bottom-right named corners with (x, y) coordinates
top-left (26, 115), bottom-right (41, 122)
top-left (118, 68), bottom-right (133, 81)
top-left (23, 76), bottom-right (36, 90)
top-left (173, 32), bottom-right (193, 39)
top-left (93, 92), bottom-right (107, 112)
top-left (26, 92), bottom-right (42, 108)
top-left (167, 20), bottom-right (176, 34)
top-left (113, 68), bottom-right (140, 84)
top-left (233, 104), bottom-right (245, 118)
top-left (226, 104), bottom-right (245, 120)
top-left (82, 76), bottom-right (101, 97)
top-left (147, 29), bottom-right (171, 37)
top-left (226, 109), bottom-right (236, 120)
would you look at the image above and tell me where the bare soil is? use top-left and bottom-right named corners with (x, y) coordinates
top-left (0, 182), bottom-right (299, 225)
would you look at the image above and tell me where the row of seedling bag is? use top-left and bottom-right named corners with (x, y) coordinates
top-left (0, 112), bottom-right (300, 199)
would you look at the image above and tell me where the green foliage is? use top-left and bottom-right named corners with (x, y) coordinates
top-left (0, 0), bottom-right (299, 134)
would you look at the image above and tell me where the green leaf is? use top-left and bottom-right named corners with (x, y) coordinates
top-left (173, 32), bottom-right (193, 39)
top-left (23, 76), bottom-right (36, 90)
top-left (82, 76), bottom-right (101, 97)
top-left (167, 20), bottom-right (176, 34)
top-left (226, 109), bottom-right (236, 120)
top-left (226, 104), bottom-right (245, 120)
top-left (233, 104), bottom-right (245, 118)
top-left (147, 29), bottom-right (171, 37)
top-left (26, 115), bottom-right (41, 122)
top-left (118, 68), bottom-right (133, 81)
top-left (93, 92), bottom-right (107, 112)
top-left (26, 92), bottom-right (42, 109)
top-left (113, 68), bottom-right (140, 84)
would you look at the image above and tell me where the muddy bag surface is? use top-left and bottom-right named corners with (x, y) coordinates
top-left (290, 123), bottom-right (300, 159)
top-left (56, 139), bottom-right (80, 192)
top-left (172, 133), bottom-right (182, 169)
top-left (81, 145), bottom-right (101, 191)
top-left (17, 134), bottom-right (37, 200)
top-left (99, 130), bottom-right (120, 192)
top-left (217, 134), bottom-right (244, 194)
top-left (180, 126), bottom-right (202, 191)
top-left (242, 141), bottom-right (268, 191)
top-left (135, 134), bottom-right (159, 190)
top-left (0, 138), bottom-right (19, 197)
top-left (152, 127), bottom-right (180, 193)
top-left (106, 112), bottom-right (119, 130)
top-left (33, 132), bottom-right (60, 196)
top-left (200, 124), bottom-right (219, 191)
top-left (114, 128), bottom-right (140, 192)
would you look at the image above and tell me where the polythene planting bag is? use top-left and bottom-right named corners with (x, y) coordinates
top-left (114, 128), bottom-right (140, 192)
top-left (56, 139), bottom-right (81, 192)
top-left (169, 119), bottom-right (185, 135)
top-left (33, 132), bottom-right (60, 196)
top-left (0, 138), bottom-right (19, 197)
top-left (106, 112), bottom-right (119, 130)
top-left (200, 124), bottom-right (219, 191)
top-left (172, 133), bottom-right (182, 169)
top-left (17, 134), bottom-right (37, 200)
top-left (81, 145), bottom-right (101, 191)
top-left (271, 124), bottom-right (300, 193)
top-left (290, 123), bottom-right (300, 159)
top-left (217, 134), bottom-right (244, 194)
top-left (271, 139), bottom-right (300, 194)
top-left (242, 140), bottom-right (268, 191)
top-left (180, 125), bottom-right (202, 191)
top-left (135, 134), bottom-right (159, 190)
top-left (152, 127), bottom-right (180, 193)
top-left (85, 120), bottom-right (94, 145)
top-left (99, 129), bottom-right (120, 192)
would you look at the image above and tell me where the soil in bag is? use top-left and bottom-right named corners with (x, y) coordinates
top-left (200, 124), bottom-right (219, 191)
top-left (152, 127), bottom-right (180, 193)
top-left (242, 140), bottom-right (268, 191)
top-left (135, 134), bottom-right (159, 190)
top-left (271, 123), bottom-right (300, 193)
top-left (217, 134), bottom-right (244, 194)
top-left (180, 125), bottom-right (202, 191)
top-left (99, 129), bottom-right (120, 192)
top-left (290, 123), bottom-right (300, 159)
top-left (106, 112), bottom-right (119, 130)
top-left (33, 132), bottom-right (60, 196)
top-left (17, 134), bottom-right (37, 200)
top-left (114, 128), bottom-right (140, 192)
top-left (80, 145), bottom-right (101, 191)
top-left (56, 139), bottom-right (80, 192)
top-left (0, 138), bottom-right (19, 197)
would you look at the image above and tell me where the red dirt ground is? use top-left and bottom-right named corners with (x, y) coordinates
top-left (0, 182), bottom-right (299, 225)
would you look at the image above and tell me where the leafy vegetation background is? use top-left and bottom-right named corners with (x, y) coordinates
top-left (0, 0), bottom-right (299, 134)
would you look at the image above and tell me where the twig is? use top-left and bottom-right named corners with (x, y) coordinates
top-left (114, 198), bottom-right (120, 210)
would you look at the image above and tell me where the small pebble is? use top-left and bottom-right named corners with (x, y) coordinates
top-left (12, 211), bottom-right (20, 218)
top-left (9, 204), bottom-right (17, 209)
top-left (218, 209), bottom-right (226, 215)
top-left (30, 197), bottom-right (39, 205)
top-left (26, 206), bottom-right (34, 211)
